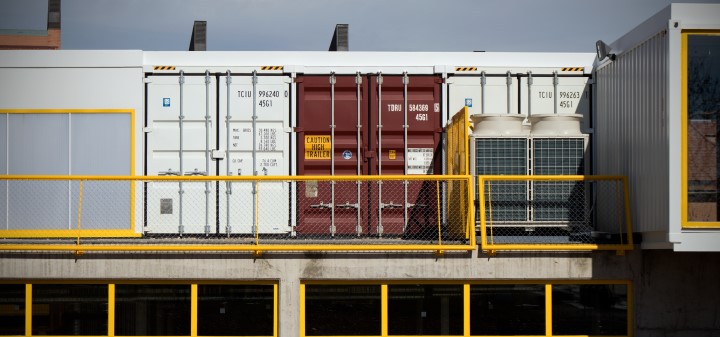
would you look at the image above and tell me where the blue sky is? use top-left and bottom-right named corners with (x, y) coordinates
top-left (2, 0), bottom-right (719, 52)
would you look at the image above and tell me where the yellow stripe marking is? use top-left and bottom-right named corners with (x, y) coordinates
top-left (561, 67), bottom-right (585, 72)
top-left (260, 66), bottom-right (283, 71)
top-left (455, 67), bottom-right (478, 72)
top-left (153, 66), bottom-right (176, 71)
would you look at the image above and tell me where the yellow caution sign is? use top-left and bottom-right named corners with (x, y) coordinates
top-left (305, 135), bottom-right (331, 160)
top-left (389, 150), bottom-right (396, 160)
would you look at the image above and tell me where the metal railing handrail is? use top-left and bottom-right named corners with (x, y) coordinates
top-left (477, 175), bottom-right (634, 254)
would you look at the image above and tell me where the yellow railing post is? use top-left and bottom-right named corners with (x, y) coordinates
top-left (75, 180), bottom-right (84, 256)
top-left (436, 180), bottom-right (442, 245)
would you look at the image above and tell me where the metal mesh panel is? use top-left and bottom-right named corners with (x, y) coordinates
top-left (475, 138), bottom-right (528, 223)
top-left (480, 177), bottom-right (631, 248)
top-left (0, 176), bottom-right (473, 251)
top-left (532, 138), bottom-right (586, 222)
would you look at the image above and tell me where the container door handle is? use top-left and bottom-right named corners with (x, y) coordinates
top-left (336, 202), bottom-right (359, 209)
top-left (380, 202), bottom-right (403, 209)
top-left (310, 202), bottom-right (333, 209)
top-left (159, 169), bottom-right (181, 176)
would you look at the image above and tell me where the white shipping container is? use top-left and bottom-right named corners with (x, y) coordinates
top-left (449, 74), bottom-right (518, 116)
top-left (218, 74), bottom-right (291, 235)
top-left (145, 74), bottom-right (218, 235)
top-left (145, 72), bottom-right (292, 235)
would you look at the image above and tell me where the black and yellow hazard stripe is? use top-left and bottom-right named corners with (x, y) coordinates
top-left (153, 66), bottom-right (176, 71)
top-left (261, 66), bottom-right (283, 71)
top-left (455, 67), bottom-right (478, 72)
top-left (561, 67), bottom-right (584, 72)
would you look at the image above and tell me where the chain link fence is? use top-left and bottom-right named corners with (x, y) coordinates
top-left (478, 176), bottom-right (633, 250)
top-left (0, 175), bottom-right (473, 251)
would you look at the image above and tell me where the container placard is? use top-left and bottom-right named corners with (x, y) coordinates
top-left (305, 135), bottom-right (331, 160)
top-left (407, 148), bottom-right (434, 174)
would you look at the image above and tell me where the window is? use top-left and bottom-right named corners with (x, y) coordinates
top-left (32, 284), bottom-right (107, 336)
top-left (304, 284), bottom-right (381, 336)
top-left (552, 284), bottom-right (628, 335)
top-left (197, 285), bottom-right (274, 336)
top-left (684, 31), bottom-right (720, 227)
top-left (301, 281), bottom-right (631, 337)
top-left (388, 284), bottom-right (463, 336)
top-left (115, 284), bottom-right (190, 336)
top-left (0, 284), bottom-right (25, 335)
top-left (470, 284), bottom-right (545, 336)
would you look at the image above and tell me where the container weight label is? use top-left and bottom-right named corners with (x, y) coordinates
top-left (407, 148), bottom-right (434, 174)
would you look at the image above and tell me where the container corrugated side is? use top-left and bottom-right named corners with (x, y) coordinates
top-left (595, 30), bottom-right (669, 233)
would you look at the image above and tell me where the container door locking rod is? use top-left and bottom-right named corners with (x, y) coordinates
top-left (225, 70), bottom-right (232, 236)
top-left (355, 72), bottom-right (362, 236)
top-left (402, 72), bottom-right (409, 234)
top-left (252, 71), bottom-right (259, 236)
top-left (377, 72), bottom-right (384, 236)
top-left (204, 70), bottom-right (211, 236)
top-left (178, 70), bottom-right (185, 237)
top-left (330, 72), bottom-right (336, 236)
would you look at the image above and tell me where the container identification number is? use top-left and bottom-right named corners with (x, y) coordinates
top-left (387, 104), bottom-right (430, 112)
top-left (258, 90), bottom-right (280, 98)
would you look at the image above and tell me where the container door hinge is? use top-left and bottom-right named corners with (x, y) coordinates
top-left (284, 127), bottom-right (293, 133)
top-left (435, 77), bottom-right (444, 84)
top-left (211, 150), bottom-right (225, 160)
top-left (143, 127), bottom-right (153, 133)
top-left (143, 78), bottom-right (153, 84)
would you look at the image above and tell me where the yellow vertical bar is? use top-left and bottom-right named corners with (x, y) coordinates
top-left (299, 283), bottom-right (305, 337)
top-left (680, 31), bottom-right (688, 228)
top-left (256, 181), bottom-right (260, 246)
top-left (108, 284), bottom-right (115, 337)
top-left (129, 109), bottom-right (136, 233)
top-left (627, 282), bottom-right (634, 337)
top-left (463, 284), bottom-right (470, 337)
top-left (468, 177), bottom-right (475, 246)
top-left (436, 180), bottom-right (442, 245)
top-left (191, 284), bottom-right (198, 337)
top-left (478, 177), bottom-right (487, 250)
top-left (273, 283), bottom-right (278, 337)
top-left (381, 284), bottom-right (388, 337)
top-left (545, 284), bottom-right (552, 337)
top-left (77, 180), bottom-right (83, 243)
top-left (464, 106), bottom-right (470, 175)
top-left (25, 284), bottom-right (31, 337)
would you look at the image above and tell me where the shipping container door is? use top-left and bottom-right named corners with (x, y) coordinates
top-left (146, 74), bottom-right (218, 235)
top-left (448, 74), bottom-right (519, 116)
top-left (369, 75), bottom-right (442, 236)
top-left (296, 75), bottom-right (369, 236)
top-left (218, 74), bottom-right (291, 234)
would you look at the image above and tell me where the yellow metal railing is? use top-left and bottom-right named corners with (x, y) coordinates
top-left (0, 175), bottom-right (474, 252)
top-left (478, 175), bottom-right (633, 253)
